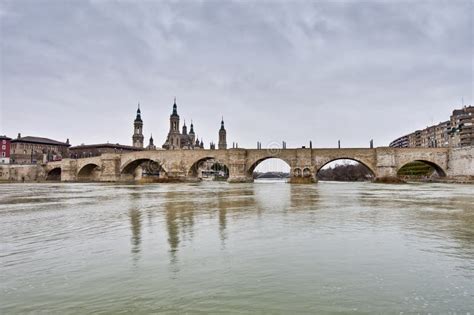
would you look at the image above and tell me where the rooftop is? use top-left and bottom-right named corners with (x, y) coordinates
top-left (12, 136), bottom-right (70, 146)
top-left (69, 143), bottom-right (142, 151)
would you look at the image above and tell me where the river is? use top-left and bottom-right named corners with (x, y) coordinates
top-left (1, 181), bottom-right (473, 314)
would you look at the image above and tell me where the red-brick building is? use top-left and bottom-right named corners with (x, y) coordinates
top-left (0, 135), bottom-right (11, 164)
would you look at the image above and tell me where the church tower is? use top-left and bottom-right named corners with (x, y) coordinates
top-left (218, 117), bottom-right (227, 150)
top-left (132, 103), bottom-right (144, 148)
top-left (147, 134), bottom-right (156, 150)
top-left (189, 120), bottom-right (195, 145)
top-left (163, 98), bottom-right (181, 149)
top-left (182, 120), bottom-right (188, 135)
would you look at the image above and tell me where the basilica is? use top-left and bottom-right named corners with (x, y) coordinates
top-left (131, 99), bottom-right (227, 150)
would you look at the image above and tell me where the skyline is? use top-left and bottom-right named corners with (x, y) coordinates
top-left (1, 0), bottom-right (472, 149)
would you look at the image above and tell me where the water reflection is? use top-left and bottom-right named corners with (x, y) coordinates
top-left (217, 192), bottom-right (228, 245)
top-left (254, 181), bottom-right (291, 215)
top-left (289, 183), bottom-right (320, 211)
top-left (215, 186), bottom-right (256, 240)
top-left (164, 190), bottom-right (196, 270)
top-left (128, 192), bottom-right (143, 263)
top-left (1, 182), bottom-right (473, 314)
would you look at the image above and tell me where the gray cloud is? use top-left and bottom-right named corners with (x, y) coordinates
top-left (1, 0), bottom-right (472, 148)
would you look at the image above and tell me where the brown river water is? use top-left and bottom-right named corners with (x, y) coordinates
top-left (1, 180), bottom-right (473, 314)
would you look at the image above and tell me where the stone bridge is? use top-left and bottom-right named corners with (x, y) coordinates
top-left (42, 146), bottom-right (474, 183)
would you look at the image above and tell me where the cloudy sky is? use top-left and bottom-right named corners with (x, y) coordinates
top-left (0, 0), bottom-right (472, 150)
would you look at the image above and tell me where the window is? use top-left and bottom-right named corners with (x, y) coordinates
top-left (1, 145), bottom-right (5, 150)
top-left (2, 152), bottom-right (5, 157)
top-left (2, 140), bottom-right (5, 144)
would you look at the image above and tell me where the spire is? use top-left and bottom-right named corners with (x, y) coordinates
top-left (133, 102), bottom-right (144, 148)
top-left (189, 119), bottom-right (195, 134)
top-left (182, 119), bottom-right (188, 135)
top-left (220, 116), bottom-right (225, 130)
top-left (218, 115), bottom-right (227, 150)
top-left (147, 133), bottom-right (155, 150)
top-left (171, 97), bottom-right (178, 117)
top-left (135, 102), bottom-right (142, 122)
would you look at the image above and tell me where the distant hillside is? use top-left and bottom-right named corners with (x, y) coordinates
top-left (397, 161), bottom-right (435, 177)
top-left (317, 164), bottom-right (373, 181)
top-left (254, 172), bottom-right (290, 179)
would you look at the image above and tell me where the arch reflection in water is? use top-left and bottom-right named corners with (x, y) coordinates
top-left (163, 190), bottom-right (196, 270)
top-left (289, 184), bottom-right (320, 211)
top-left (128, 191), bottom-right (143, 262)
top-left (215, 186), bottom-right (257, 245)
top-left (161, 184), bottom-right (259, 266)
top-left (254, 181), bottom-right (291, 214)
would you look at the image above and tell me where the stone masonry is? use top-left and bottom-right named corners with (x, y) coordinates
top-left (28, 146), bottom-right (473, 183)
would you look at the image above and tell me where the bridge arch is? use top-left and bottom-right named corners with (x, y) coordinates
top-left (247, 156), bottom-right (292, 176)
top-left (397, 159), bottom-right (447, 177)
top-left (46, 167), bottom-right (62, 181)
top-left (188, 157), bottom-right (229, 179)
top-left (121, 158), bottom-right (168, 179)
top-left (315, 157), bottom-right (376, 179)
top-left (77, 163), bottom-right (101, 181)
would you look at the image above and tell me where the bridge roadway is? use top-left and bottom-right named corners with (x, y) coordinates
top-left (43, 146), bottom-right (472, 183)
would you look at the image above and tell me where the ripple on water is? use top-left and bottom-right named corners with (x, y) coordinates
top-left (0, 181), bottom-right (473, 314)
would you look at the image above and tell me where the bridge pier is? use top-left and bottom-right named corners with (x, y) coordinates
top-left (373, 149), bottom-right (406, 183)
top-left (288, 176), bottom-right (316, 184)
top-left (287, 165), bottom-right (317, 184)
top-left (99, 154), bottom-right (122, 182)
top-left (60, 159), bottom-right (77, 182)
top-left (226, 150), bottom-right (254, 183)
top-left (227, 175), bottom-right (254, 183)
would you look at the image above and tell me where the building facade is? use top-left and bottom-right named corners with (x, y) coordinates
top-left (162, 99), bottom-right (204, 150)
top-left (389, 135), bottom-right (409, 148)
top-left (390, 105), bottom-right (473, 148)
top-left (69, 143), bottom-right (142, 158)
top-left (0, 135), bottom-right (11, 164)
top-left (129, 98), bottom-right (227, 151)
top-left (450, 106), bottom-right (474, 147)
top-left (10, 134), bottom-right (70, 164)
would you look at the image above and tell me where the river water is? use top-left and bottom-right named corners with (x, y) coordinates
top-left (1, 181), bottom-right (473, 314)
